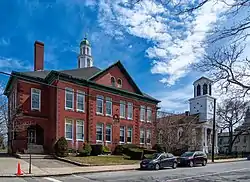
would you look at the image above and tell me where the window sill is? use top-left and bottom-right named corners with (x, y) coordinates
top-left (106, 114), bottom-right (112, 117)
top-left (120, 116), bottom-right (126, 119)
top-left (76, 139), bottom-right (84, 142)
top-left (127, 142), bottom-right (132, 144)
top-left (119, 142), bottom-right (125, 144)
top-left (96, 112), bottom-right (104, 116)
top-left (96, 140), bottom-right (103, 143)
top-left (31, 109), bottom-right (41, 112)
top-left (140, 120), bottom-right (145, 122)
top-left (65, 108), bottom-right (74, 111)
top-left (140, 143), bottom-right (145, 145)
top-left (77, 110), bottom-right (85, 113)
top-left (127, 118), bottom-right (133, 120)
top-left (66, 138), bottom-right (73, 141)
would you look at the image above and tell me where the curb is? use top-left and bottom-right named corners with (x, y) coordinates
top-left (54, 155), bottom-right (90, 167)
top-left (0, 167), bottom-right (139, 178)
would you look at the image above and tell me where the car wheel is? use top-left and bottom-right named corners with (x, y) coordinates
top-left (155, 163), bottom-right (160, 170)
top-left (189, 161), bottom-right (194, 167)
top-left (202, 160), bottom-right (207, 166)
top-left (172, 162), bottom-right (177, 169)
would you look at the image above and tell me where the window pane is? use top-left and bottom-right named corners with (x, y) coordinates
top-left (106, 125), bottom-right (112, 142)
top-left (77, 93), bottom-right (84, 111)
top-left (140, 129), bottom-right (145, 144)
top-left (96, 124), bottom-right (103, 141)
top-left (96, 96), bottom-right (103, 113)
top-left (140, 106), bottom-right (145, 121)
top-left (65, 121), bottom-right (73, 139)
top-left (76, 121), bottom-right (84, 140)
top-left (32, 89), bottom-right (40, 109)
top-left (120, 101), bottom-right (125, 118)
top-left (120, 126), bottom-right (125, 142)
top-left (128, 103), bottom-right (133, 119)
top-left (66, 90), bottom-right (73, 109)
top-left (147, 107), bottom-right (152, 122)
top-left (127, 128), bottom-right (132, 143)
top-left (106, 98), bottom-right (112, 115)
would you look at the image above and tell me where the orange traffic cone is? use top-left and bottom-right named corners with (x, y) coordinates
top-left (16, 161), bottom-right (23, 176)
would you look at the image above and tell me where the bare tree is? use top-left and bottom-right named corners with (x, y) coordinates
top-left (156, 112), bottom-right (201, 155)
top-left (217, 98), bottom-right (248, 153)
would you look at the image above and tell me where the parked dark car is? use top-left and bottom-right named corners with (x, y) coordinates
top-left (178, 151), bottom-right (207, 167)
top-left (140, 152), bottom-right (178, 170)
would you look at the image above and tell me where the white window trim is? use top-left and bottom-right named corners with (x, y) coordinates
top-left (120, 101), bottom-right (126, 119)
top-left (76, 91), bottom-right (85, 112)
top-left (119, 126), bottom-right (125, 144)
top-left (96, 95), bottom-right (104, 115)
top-left (127, 102), bottom-right (133, 120)
top-left (147, 107), bottom-right (152, 122)
top-left (140, 129), bottom-right (145, 145)
top-left (76, 120), bottom-right (84, 141)
top-left (65, 88), bottom-right (74, 111)
top-left (106, 124), bottom-right (112, 143)
top-left (96, 123), bottom-right (104, 142)
top-left (140, 106), bottom-right (145, 122)
top-left (31, 88), bottom-right (41, 111)
top-left (105, 97), bottom-right (112, 116)
top-left (127, 127), bottom-right (132, 143)
top-left (65, 119), bottom-right (73, 141)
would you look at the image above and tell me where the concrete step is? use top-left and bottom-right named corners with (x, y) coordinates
top-left (15, 153), bottom-right (54, 159)
top-left (25, 144), bottom-right (44, 154)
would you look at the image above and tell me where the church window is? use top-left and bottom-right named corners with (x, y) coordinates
top-left (209, 84), bottom-right (212, 95)
top-left (111, 77), bottom-right (116, 87)
top-left (197, 84), bottom-right (201, 96)
top-left (86, 47), bottom-right (89, 55)
top-left (203, 83), bottom-right (208, 95)
top-left (117, 78), bottom-right (122, 88)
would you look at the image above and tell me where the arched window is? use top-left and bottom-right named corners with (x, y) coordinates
top-left (203, 83), bottom-right (208, 95)
top-left (209, 84), bottom-right (212, 95)
top-left (86, 47), bottom-right (89, 55)
top-left (111, 77), bottom-right (116, 87)
top-left (117, 78), bottom-right (122, 88)
top-left (197, 84), bottom-right (201, 96)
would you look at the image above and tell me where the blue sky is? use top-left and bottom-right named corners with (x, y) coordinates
top-left (0, 0), bottom-right (235, 112)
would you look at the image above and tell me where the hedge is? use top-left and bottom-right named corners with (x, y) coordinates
top-left (152, 144), bottom-right (166, 153)
top-left (54, 137), bottom-right (68, 157)
top-left (78, 143), bottom-right (92, 156)
top-left (127, 148), bottom-right (144, 160)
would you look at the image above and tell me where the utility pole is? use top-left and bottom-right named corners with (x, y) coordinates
top-left (212, 98), bottom-right (217, 162)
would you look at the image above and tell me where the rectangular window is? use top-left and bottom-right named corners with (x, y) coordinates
top-left (146, 129), bottom-right (151, 144)
top-left (65, 88), bottom-right (74, 110)
top-left (76, 120), bottom-right (84, 141)
top-left (140, 128), bottom-right (145, 144)
top-left (120, 101), bottom-right (126, 118)
top-left (127, 127), bottom-right (132, 143)
top-left (106, 124), bottom-right (112, 142)
top-left (127, 102), bottom-right (133, 120)
top-left (96, 95), bottom-right (104, 114)
top-left (31, 88), bottom-right (41, 111)
top-left (106, 97), bottom-right (112, 116)
top-left (120, 126), bottom-right (125, 143)
top-left (147, 107), bottom-right (152, 122)
top-left (65, 119), bottom-right (73, 140)
top-left (77, 91), bottom-right (85, 112)
top-left (140, 106), bottom-right (146, 121)
top-left (96, 123), bottom-right (103, 141)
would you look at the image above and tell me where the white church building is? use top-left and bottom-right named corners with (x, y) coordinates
top-left (188, 76), bottom-right (219, 154)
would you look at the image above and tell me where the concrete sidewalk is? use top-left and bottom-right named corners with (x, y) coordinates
top-left (0, 157), bottom-right (247, 177)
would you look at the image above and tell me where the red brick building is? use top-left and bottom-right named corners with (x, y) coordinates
top-left (4, 38), bottom-right (160, 154)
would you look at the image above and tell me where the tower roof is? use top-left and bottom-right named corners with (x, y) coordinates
top-left (193, 76), bottom-right (213, 85)
top-left (80, 37), bottom-right (90, 46)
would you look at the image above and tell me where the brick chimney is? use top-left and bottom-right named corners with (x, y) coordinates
top-left (34, 41), bottom-right (44, 71)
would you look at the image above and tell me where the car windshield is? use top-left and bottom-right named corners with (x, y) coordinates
top-left (181, 152), bottom-right (194, 157)
top-left (147, 153), bottom-right (161, 159)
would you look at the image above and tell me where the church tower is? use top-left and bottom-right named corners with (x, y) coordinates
top-left (78, 35), bottom-right (93, 68)
top-left (189, 77), bottom-right (216, 122)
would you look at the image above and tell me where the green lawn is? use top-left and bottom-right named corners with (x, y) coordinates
top-left (66, 155), bottom-right (140, 166)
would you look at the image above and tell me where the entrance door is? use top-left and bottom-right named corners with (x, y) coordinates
top-left (27, 129), bottom-right (36, 144)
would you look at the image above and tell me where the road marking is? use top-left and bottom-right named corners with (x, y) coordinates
top-left (43, 177), bottom-right (62, 182)
top-left (166, 168), bottom-right (249, 181)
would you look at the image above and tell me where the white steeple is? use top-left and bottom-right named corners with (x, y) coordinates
top-left (189, 77), bottom-right (215, 122)
top-left (78, 34), bottom-right (93, 68)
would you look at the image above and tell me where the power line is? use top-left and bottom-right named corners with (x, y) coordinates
top-left (0, 71), bottom-right (178, 115)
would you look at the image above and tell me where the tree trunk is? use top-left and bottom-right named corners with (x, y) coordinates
top-left (228, 125), bottom-right (233, 154)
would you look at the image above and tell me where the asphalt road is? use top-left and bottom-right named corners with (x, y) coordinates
top-left (1, 160), bottom-right (250, 182)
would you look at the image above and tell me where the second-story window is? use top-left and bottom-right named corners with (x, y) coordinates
top-left (65, 88), bottom-right (74, 110)
top-left (117, 78), bottom-right (122, 88)
top-left (120, 100), bottom-right (126, 118)
top-left (147, 107), bottom-right (152, 122)
top-left (96, 95), bottom-right (104, 114)
top-left (140, 105), bottom-right (146, 121)
top-left (111, 77), bottom-right (116, 87)
top-left (106, 97), bottom-right (112, 116)
top-left (31, 88), bottom-right (41, 111)
top-left (77, 91), bottom-right (85, 112)
top-left (127, 102), bottom-right (133, 120)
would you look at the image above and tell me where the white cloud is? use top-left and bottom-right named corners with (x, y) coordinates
top-left (96, 0), bottom-right (233, 85)
top-left (0, 57), bottom-right (32, 72)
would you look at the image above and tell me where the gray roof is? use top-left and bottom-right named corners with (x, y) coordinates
top-left (21, 67), bottom-right (101, 80)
